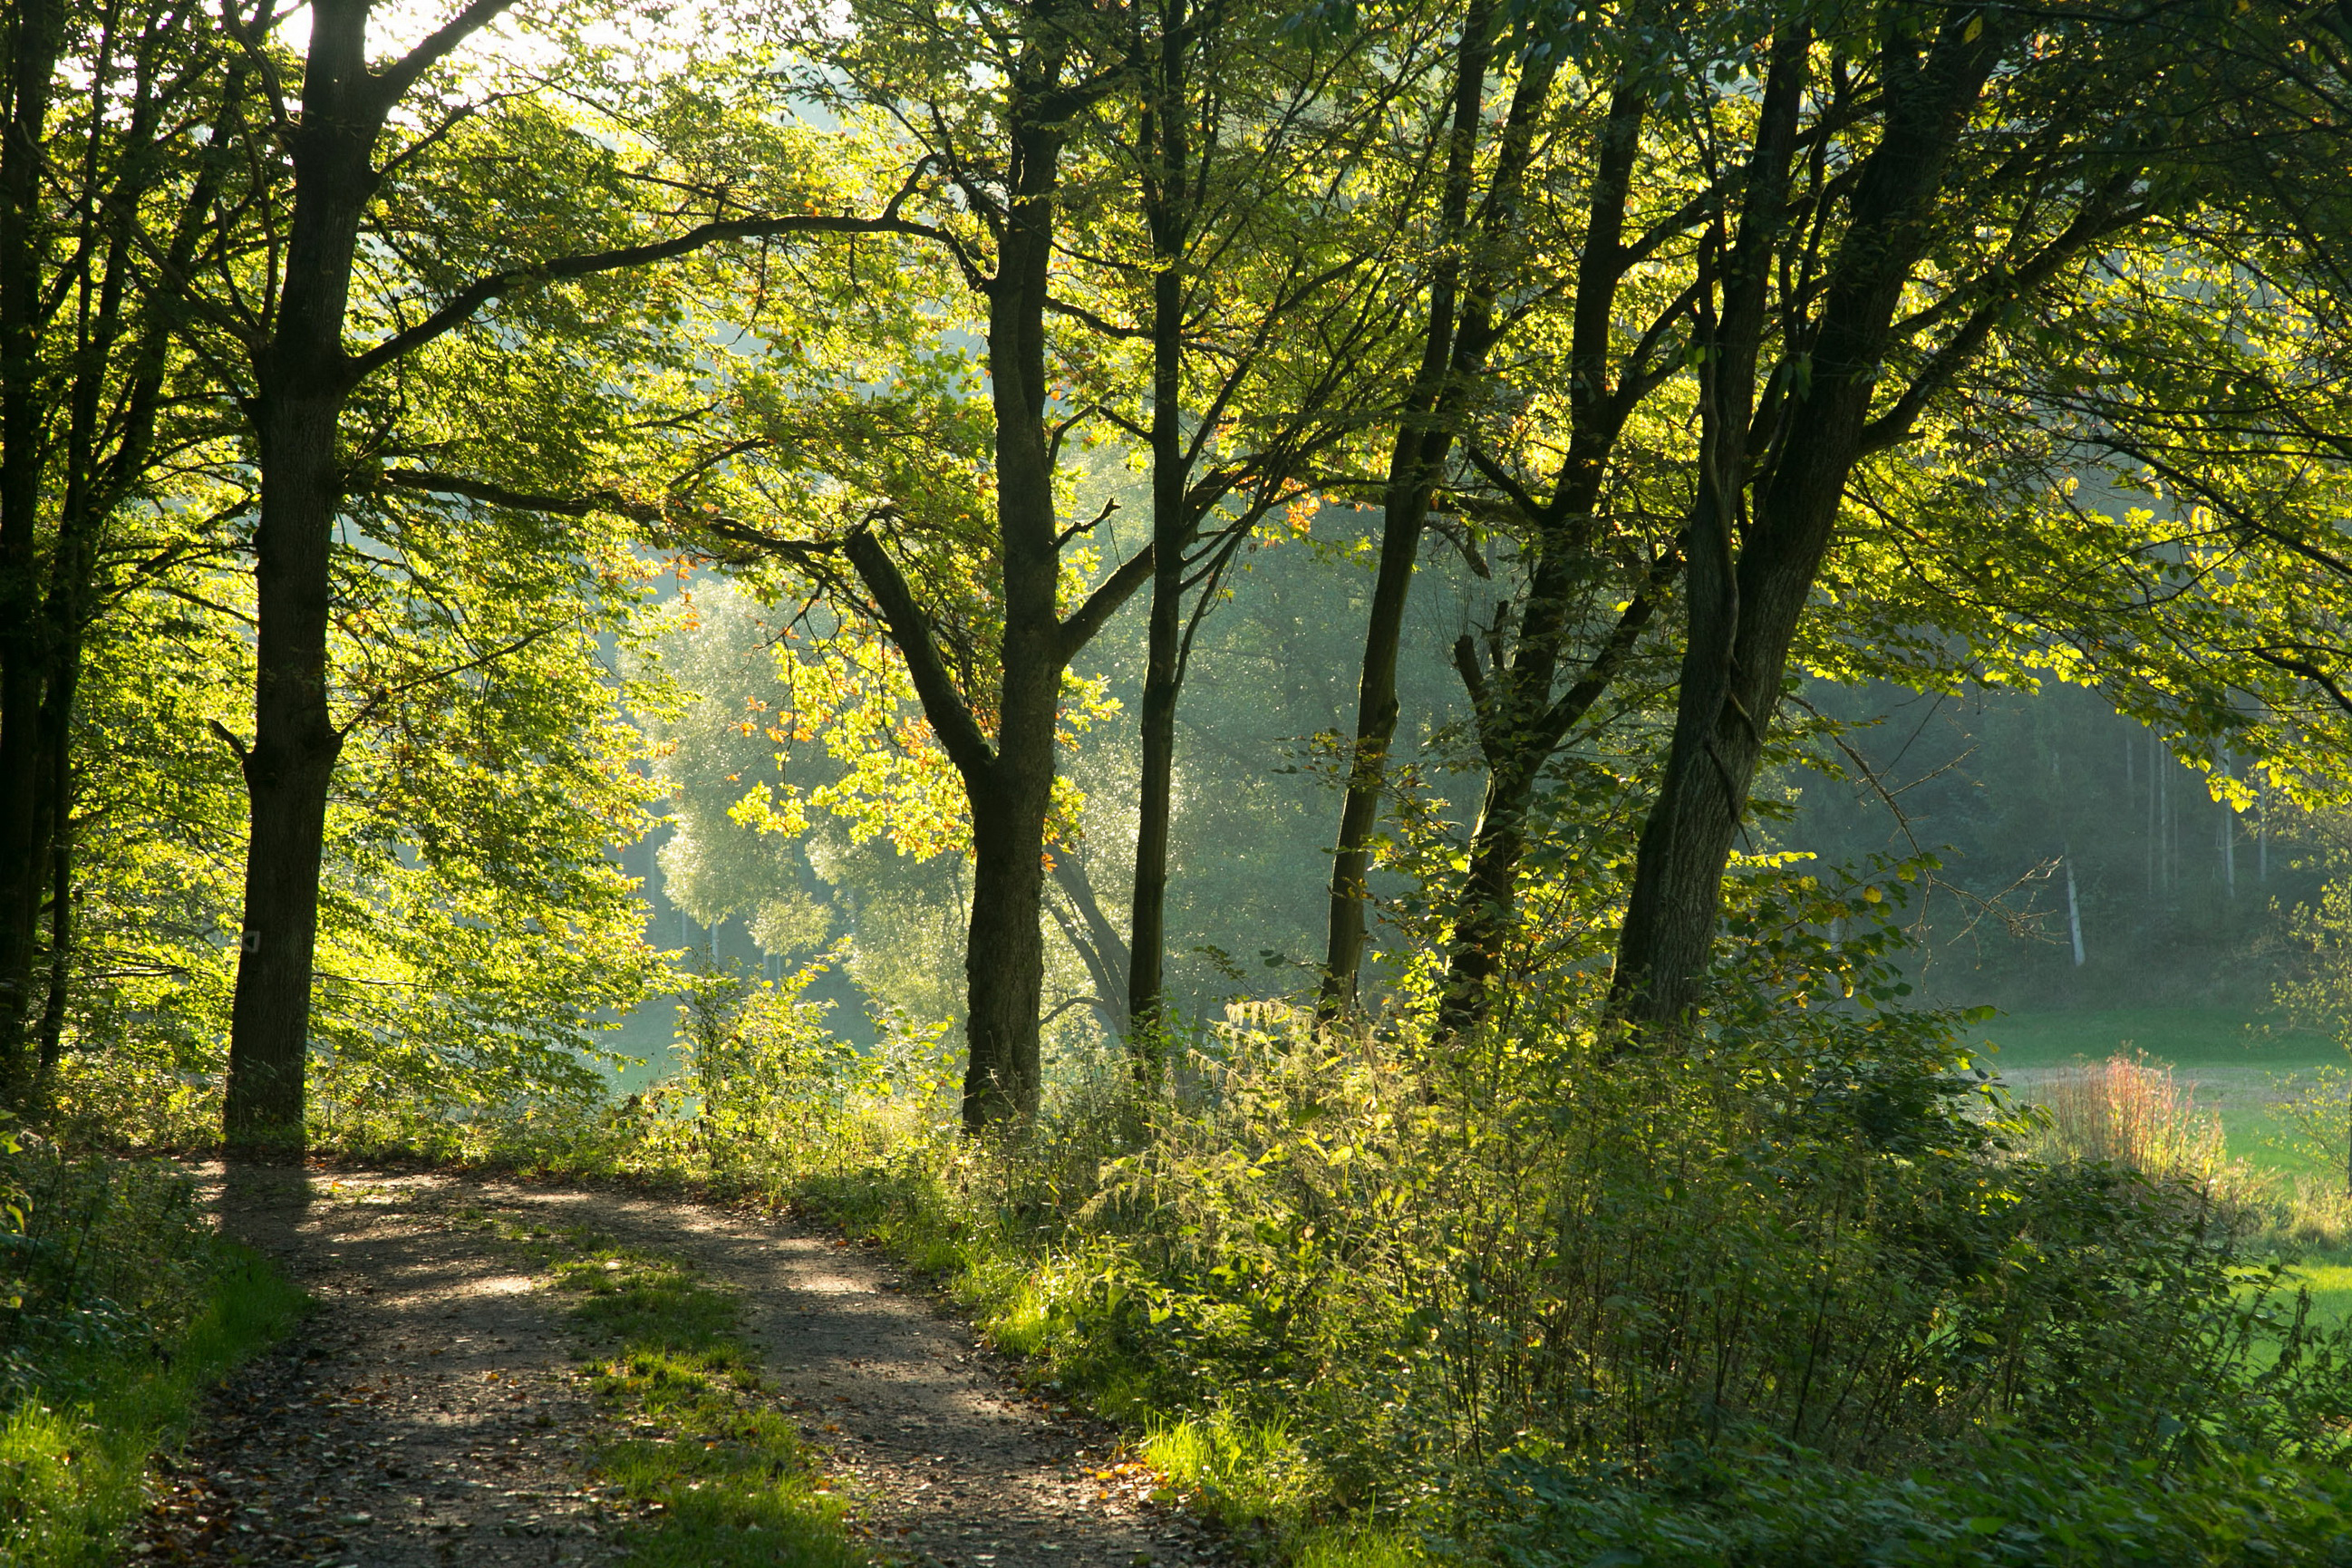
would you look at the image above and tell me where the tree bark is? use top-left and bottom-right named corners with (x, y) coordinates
top-left (1428, 77), bottom-right (1660, 1036)
top-left (1320, 1), bottom-right (1553, 1013)
top-left (0, 0), bottom-right (63, 1107)
top-left (222, 0), bottom-right (383, 1151)
top-left (1127, 0), bottom-right (1189, 1036)
top-left (224, 386), bottom-right (351, 1147)
top-left (1609, 21), bottom-right (2005, 1031)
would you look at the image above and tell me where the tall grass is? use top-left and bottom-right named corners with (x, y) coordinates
top-left (2007, 1053), bottom-right (2352, 1257)
top-left (2023, 1052), bottom-right (2229, 1180)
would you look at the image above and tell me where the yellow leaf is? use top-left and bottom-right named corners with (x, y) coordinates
top-left (1963, 15), bottom-right (1982, 40)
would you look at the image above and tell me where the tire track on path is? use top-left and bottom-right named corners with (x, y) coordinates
top-left (136, 1165), bottom-right (1216, 1568)
top-left (477, 1176), bottom-right (1217, 1568)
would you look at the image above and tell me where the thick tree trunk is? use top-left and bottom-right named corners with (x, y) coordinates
top-left (222, 4), bottom-right (379, 1149)
top-left (955, 102), bottom-right (1071, 1128)
top-left (1609, 24), bottom-right (2001, 1031)
top-left (963, 764), bottom-right (1052, 1123)
top-left (0, 0), bottom-right (62, 1106)
top-left (225, 389), bottom-right (348, 1148)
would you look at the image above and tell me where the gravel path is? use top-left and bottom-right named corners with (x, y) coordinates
top-left (131, 1165), bottom-right (1215, 1568)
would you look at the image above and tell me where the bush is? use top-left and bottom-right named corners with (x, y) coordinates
top-left (1486, 1435), bottom-right (2352, 1567)
top-left (478, 875), bottom-right (2352, 1565)
top-left (0, 1145), bottom-right (305, 1566)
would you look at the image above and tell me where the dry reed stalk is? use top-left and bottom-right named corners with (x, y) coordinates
top-left (2029, 1052), bottom-right (2227, 1181)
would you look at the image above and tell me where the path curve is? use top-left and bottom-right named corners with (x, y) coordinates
top-left (132, 1165), bottom-right (1214, 1568)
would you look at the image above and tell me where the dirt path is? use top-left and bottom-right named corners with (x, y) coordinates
top-left (131, 1166), bottom-right (1215, 1568)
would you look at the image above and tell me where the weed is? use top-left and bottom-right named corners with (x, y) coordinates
top-left (2023, 1051), bottom-right (2230, 1178)
top-left (497, 1219), bottom-right (863, 1568)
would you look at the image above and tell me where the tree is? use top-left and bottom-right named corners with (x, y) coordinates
top-left (0, 0), bottom-right (245, 1108)
top-left (1608, 3), bottom-right (2352, 1030)
top-left (1081, 0), bottom-right (1415, 1036)
top-left (685, 0), bottom-right (1160, 1126)
top-left (188, 0), bottom-right (935, 1148)
top-left (1317, 0), bottom-right (1562, 1014)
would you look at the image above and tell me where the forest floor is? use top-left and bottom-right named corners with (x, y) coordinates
top-left (125, 1164), bottom-right (1224, 1568)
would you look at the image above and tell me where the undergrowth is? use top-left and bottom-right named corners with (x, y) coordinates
top-left (297, 891), bottom-right (2352, 1567)
top-left (477, 1210), bottom-right (863, 1568)
top-left (0, 1147), bottom-right (307, 1566)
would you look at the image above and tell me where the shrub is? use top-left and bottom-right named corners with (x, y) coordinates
top-left (486, 875), bottom-right (2352, 1563)
top-left (0, 1146), bottom-right (305, 1566)
top-left (1486, 1435), bottom-right (2352, 1568)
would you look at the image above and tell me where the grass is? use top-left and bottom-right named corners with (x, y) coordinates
top-left (479, 1214), bottom-right (863, 1568)
top-left (1972, 1007), bottom-right (2341, 1171)
top-left (2288, 1260), bottom-right (2352, 1329)
top-left (0, 1243), bottom-right (308, 1567)
top-left (1974, 1010), bottom-right (2352, 1331)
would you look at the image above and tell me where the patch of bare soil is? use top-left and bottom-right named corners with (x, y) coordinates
top-left (129, 1166), bottom-right (1221, 1568)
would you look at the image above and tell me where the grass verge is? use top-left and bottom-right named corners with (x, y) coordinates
top-left (783, 1161), bottom-right (1428, 1567)
top-left (0, 1241), bottom-right (307, 1567)
top-left (484, 1214), bottom-right (864, 1568)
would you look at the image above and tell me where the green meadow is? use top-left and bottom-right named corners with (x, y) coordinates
top-left (1973, 1008), bottom-right (2352, 1324)
top-left (1973, 1007), bottom-right (2341, 1171)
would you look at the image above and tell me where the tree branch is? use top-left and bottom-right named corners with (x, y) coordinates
top-left (841, 528), bottom-right (996, 780)
top-left (377, 467), bottom-right (848, 575)
top-left (367, 0), bottom-right (516, 111)
top-left (1859, 173), bottom-right (2145, 454)
top-left (347, 209), bottom-right (954, 382)
top-left (1534, 549), bottom-right (1681, 748)
top-left (1057, 540), bottom-right (1156, 664)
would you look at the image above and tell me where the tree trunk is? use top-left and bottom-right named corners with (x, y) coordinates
top-left (956, 104), bottom-right (1077, 1128)
top-left (222, 3), bottom-right (380, 1150)
top-left (1319, 0), bottom-right (1505, 1013)
top-left (32, 723), bottom-right (66, 1096)
top-left (1128, 1), bottom-right (1189, 1034)
top-left (1428, 78), bottom-right (1661, 1037)
top-left (1436, 566), bottom-right (1665, 1035)
top-left (963, 765), bottom-right (1051, 1123)
top-left (225, 385), bottom-right (350, 1148)
top-left (0, 0), bottom-right (62, 1107)
top-left (1609, 24), bottom-right (2003, 1031)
